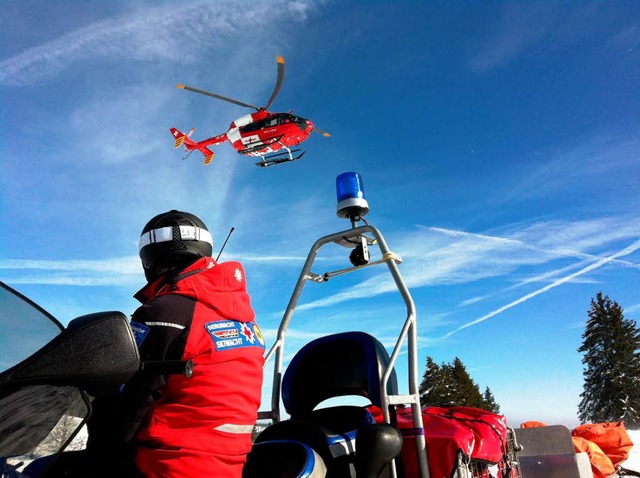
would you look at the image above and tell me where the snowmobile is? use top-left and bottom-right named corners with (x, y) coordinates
top-left (0, 282), bottom-right (198, 478)
top-left (0, 282), bottom-right (141, 478)
top-left (0, 172), bottom-right (600, 478)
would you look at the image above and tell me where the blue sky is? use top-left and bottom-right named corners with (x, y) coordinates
top-left (1, 1), bottom-right (639, 428)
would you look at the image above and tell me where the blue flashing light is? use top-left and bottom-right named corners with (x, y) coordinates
top-left (336, 172), bottom-right (369, 219)
top-left (336, 172), bottom-right (366, 202)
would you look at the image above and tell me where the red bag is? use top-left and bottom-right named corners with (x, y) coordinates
top-left (368, 405), bottom-right (512, 477)
top-left (369, 405), bottom-right (474, 478)
top-left (425, 406), bottom-right (508, 463)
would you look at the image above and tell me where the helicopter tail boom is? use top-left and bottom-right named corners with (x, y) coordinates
top-left (170, 128), bottom-right (216, 165)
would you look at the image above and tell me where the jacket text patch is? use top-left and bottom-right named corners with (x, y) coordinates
top-left (205, 320), bottom-right (265, 351)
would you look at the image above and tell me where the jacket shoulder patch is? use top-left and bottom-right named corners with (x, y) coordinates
top-left (130, 320), bottom-right (150, 347)
top-left (205, 320), bottom-right (265, 351)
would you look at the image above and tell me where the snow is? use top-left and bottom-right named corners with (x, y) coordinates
top-left (620, 429), bottom-right (640, 473)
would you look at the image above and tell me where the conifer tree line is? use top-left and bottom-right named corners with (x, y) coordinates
top-left (578, 292), bottom-right (640, 428)
top-left (419, 356), bottom-right (500, 413)
top-left (418, 292), bottom-right (640, 425)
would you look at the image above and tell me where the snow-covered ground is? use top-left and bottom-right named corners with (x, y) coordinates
top-left (619, 430), bottom-right (640, 473)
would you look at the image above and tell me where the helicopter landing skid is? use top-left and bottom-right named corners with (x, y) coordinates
top-left (255, 149), bottom-right (305, 167)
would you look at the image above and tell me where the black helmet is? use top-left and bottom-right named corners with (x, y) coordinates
top-left (138, 210), bottom-right (213, 281)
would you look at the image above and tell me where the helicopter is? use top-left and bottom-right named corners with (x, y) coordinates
top-left (171, 56), bottom-right (330, 168)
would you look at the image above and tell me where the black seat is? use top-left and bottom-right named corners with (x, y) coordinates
top-left (243, 441), bottom-right (327, 478)
top-left (282, 331), bottom-right (398, 418)
top-left (253, 332), bottom-right (401, 478)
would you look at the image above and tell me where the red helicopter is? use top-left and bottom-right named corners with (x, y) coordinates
top-left (171, 56), bottom-right (330, 168)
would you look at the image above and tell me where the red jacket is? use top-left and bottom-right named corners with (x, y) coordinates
top-left (130, 257), bottom-right (265, 477)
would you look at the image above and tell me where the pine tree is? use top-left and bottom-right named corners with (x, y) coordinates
top-left (419, 357), bottom-right (440, 406)
top-left (419, 357), bottom-right (453, 406)
top-left (483, 387), bottom-right (501, 413)
top-left (439, 363), bottom-right (456, 406)
top-left (578, 292), bottom-right (640, 428)
top-left (419, 356), bottom-right (498, 411)
top-left (450, 357), bottom-right (484, 408)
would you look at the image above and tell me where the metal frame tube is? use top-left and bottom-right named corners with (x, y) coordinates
top-left (260, 224), bottom-right (430, 478)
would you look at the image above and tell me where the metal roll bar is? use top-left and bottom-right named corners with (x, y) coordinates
top-left (258, 223), bottom-right (430, 478)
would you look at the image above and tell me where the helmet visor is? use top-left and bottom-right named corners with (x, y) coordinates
top-left (139, 225), bottom-right (213, 251)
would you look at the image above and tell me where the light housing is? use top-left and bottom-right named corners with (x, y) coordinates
top-left (336, 172), bottom-right (369, 219)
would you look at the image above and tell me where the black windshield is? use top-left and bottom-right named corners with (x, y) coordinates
top-left (0, 282), bottom-right (89, 469)
top-left (0, 283), bottom-right (64, 373)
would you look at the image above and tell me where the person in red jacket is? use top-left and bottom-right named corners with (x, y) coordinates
top-left (105, 210), bottom-right (265, 477)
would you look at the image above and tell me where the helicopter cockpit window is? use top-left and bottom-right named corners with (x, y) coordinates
top-left (240, 116), bottom-right (279, 134)
top-left (241, 119), bottom-right (267, 133)
top-left (239, 114), bottom-right (303, 135)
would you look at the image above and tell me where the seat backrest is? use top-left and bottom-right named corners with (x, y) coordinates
top-left (282, 331), bottom-right (397, 418)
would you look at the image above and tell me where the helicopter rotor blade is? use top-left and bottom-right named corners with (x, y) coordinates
top-left (313, 127), bottom-right (331, 137)
top-left (264, 56), bottom-right (285, 110)
top-left (176, 84), bottom-right (261, 110)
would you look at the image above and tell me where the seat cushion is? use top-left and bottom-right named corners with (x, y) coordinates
top-left (243, 440), bottom-right (327, 478)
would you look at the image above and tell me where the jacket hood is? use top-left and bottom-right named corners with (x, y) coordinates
top-left (134, 257), bottom-right (255, 322)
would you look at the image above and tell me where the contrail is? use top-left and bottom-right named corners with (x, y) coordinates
top-left (428, 226), bottom-right (640, 269)
top-left (439, 239), bottom-right (640, 339)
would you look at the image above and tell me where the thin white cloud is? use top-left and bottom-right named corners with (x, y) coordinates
top-left (0, 257), bottom-right (140, 273)
top-left (429, 224), bottom-right (640, 270)
top-left (0, 1), bottom-right (315, 86)
top-left (459, 296), bottom-right (486, 307)
top-left (294, 217), bottom-right (640, 311)
top-left (486, 136), bottom-right (640, 213)
top-left (4, 216), bottom-right (621, 295)
top-left (467, 3), bottom-right (616, 73)
top-left (439, 239), bottom-right (640, 339)
top-left (458, 257), bottom-right (600, 309)
top-left (2, 276), bottom-right (137, 287)
top-left (508, 260), bottom-right (599, 288)
top-left (260, 327), bottom-right (326, 343)
top-left (67, 85), bottom-right (175, 164)
top-left (0, 257), bottom-right (143, 287)
top-left (231, 254), bottom-right (312, 263)
top-left (0, 250), bottom-right (332, 286)
top-left (468, 3), bottom-right (558, 72)
top-left (505, 217), bottom-right (640, 254)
